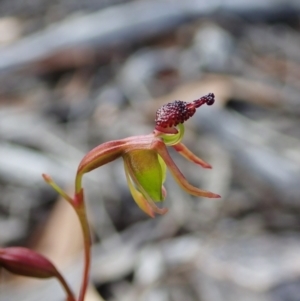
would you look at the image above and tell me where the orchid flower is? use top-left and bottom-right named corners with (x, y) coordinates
top-left (41, 93), bottom-right (220, 301)
top-left (75, 93), bottom-right (220, 218)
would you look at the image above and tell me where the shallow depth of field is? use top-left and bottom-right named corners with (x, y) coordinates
top-left (1, 1), bottom-right (300, 300)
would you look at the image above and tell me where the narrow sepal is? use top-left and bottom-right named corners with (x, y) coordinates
top-left (172, 143), bottom-right (212, 169)
top-left (153, 140), bottom-right (220, 198)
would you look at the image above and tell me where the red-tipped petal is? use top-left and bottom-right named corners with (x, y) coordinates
top-left (172, 143), bottom-right (212, 169)
top-left (42, 173), bottom-right (52, 183)
top-left (153, 140), bottom-right (220, 198)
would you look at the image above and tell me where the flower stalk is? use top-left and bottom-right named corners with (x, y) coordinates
top-left (0, 247), bottom-right (76, 301)
top-left (43, 175), bottom-right (91, 301)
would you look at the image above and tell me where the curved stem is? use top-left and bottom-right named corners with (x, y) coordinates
top-left (74, 183), bottom-right (92, 301)
top-left (79, 237), bottom-right (91, 301)
top-left (77, 203), bottom-right (91, 301)
top-left (56, 272), bottom-right (77, 301)
top-left (43, 174), bottom-right (92, 301)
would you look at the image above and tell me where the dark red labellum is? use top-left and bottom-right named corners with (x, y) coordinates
top-left (155, 93), bottom-right (215, 128)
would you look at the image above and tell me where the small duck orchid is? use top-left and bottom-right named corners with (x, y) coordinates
top-left (75, 93), bottom-right (220, 217)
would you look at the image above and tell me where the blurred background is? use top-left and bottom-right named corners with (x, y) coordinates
top-left (1, 0), bottom-right (300, 300)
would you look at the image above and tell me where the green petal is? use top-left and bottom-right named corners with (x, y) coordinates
top-left (158, 155), bottom-right (167, 184)
top-left (123, 149), bottom-right (163, 201)
top-left (124, 165), bottom-right (155, 218)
